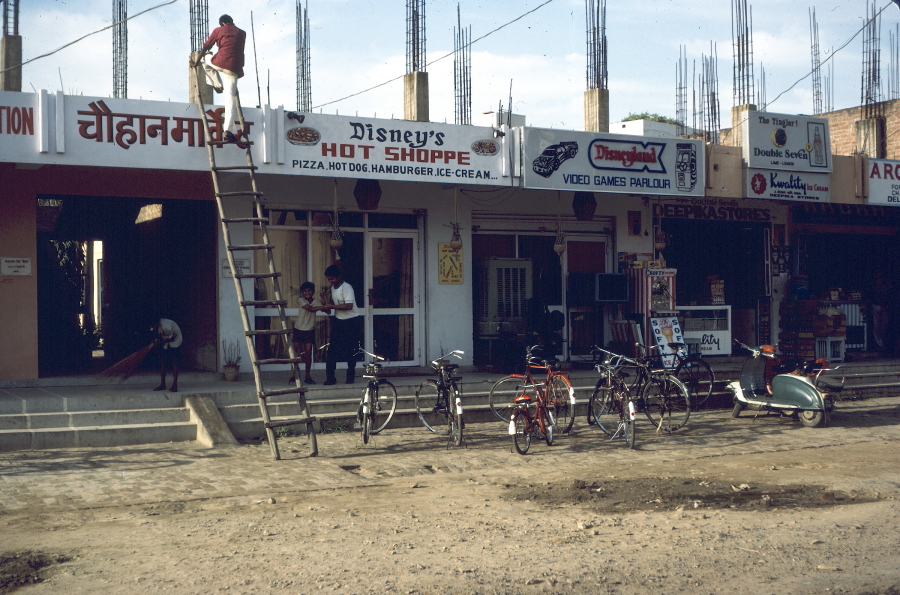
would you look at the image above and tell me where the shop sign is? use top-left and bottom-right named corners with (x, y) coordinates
top-left (522, 128), bottom-right (705, 196)
top-left (866, 158), bottom-right (900, 206)
top-left (649, 316), bottom-right (683, 368)
top-left (0, 91), bottom-right (506, 185)
top-left (746, 168), bottom-right (830, 202)
top-left (0, 257), bottom-right (32, 276)
top-left (741, 111), bottom-right (831, 173)
top-left (652, 197), bottom-right (772, 222)
top-left (284, 115), bottom-right (504, 185)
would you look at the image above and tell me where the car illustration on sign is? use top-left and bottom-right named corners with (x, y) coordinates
top-left (532, 141), bottom-right (578, 178)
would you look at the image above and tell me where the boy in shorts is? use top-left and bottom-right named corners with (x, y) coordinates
top-left (290, 281), bottom-right (322, 384)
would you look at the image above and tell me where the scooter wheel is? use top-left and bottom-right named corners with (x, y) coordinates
top-left (731, 401), bottom-right (743, 418)
top-left (798, 410), bottom-right (826, 428)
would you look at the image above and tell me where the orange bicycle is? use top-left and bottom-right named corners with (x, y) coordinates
top-left (488, 345), bottom-right (575, 435)
top-left (509, 380), bottom-right (555, 455)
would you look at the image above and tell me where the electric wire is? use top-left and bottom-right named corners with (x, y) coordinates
top-left (0, 0), bottom-right (178, 74)
top-left (310, 0), bottom-right (556, 111)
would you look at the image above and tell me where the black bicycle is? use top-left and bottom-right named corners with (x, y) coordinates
top-left (589, 346), bottom-right (691, 433)
top-left (415, 350), bottom-right (465, 447)
top-left (355, 349), bottom-right (398, 444)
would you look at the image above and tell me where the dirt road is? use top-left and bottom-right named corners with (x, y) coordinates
top-left (2, 397), bottom-right (899, 595)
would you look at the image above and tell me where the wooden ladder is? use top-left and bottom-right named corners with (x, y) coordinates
top-left (192, 72), bottom-right (318, 459)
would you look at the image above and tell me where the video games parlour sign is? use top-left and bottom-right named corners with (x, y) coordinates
top-left (522, 127), bottom-right (706, 197)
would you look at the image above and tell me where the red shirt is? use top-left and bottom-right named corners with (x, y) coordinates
top-left (202, 23), bottom-right (246, 78)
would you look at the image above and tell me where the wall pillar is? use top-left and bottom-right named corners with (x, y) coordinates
top-left (584, 88), bottom-right (609, 132)
top-left (404, 72), bottom-right (429, 122)
top-left (1, 34), bottom-right (22, 92)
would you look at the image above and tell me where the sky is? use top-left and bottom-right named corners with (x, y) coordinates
top-left (14, 0), bottom-right (900, 131)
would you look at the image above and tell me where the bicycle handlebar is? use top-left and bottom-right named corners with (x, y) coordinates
top-left (430, 349), bottom-right (463, 365)
top-left (357, 348), bottom-right (388, 363)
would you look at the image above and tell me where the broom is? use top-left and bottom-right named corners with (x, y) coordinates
top-left (99, 341), bottom-right (157, 382)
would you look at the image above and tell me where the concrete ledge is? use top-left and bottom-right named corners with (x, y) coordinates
top-left (186, 395), bottom-right (240, 448)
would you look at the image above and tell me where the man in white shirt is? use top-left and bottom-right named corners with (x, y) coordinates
top-left (320, 265), bottom-right (361, 385)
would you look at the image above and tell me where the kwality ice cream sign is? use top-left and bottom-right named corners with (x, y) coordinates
top-left (522, 127), bottom-right (706, 197)
top-left (745, 169), bottom-right (830, 202)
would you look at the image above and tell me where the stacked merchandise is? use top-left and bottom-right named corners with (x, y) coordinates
top-left (708, 275), bottom-right (725, 305)
top-left (778, 300), bottom-right (817, 359)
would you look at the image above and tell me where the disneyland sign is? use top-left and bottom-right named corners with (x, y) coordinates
top-left (522, 127), bottom-right (705, 197)
top-left (741, 111), bottom-right (831, 173)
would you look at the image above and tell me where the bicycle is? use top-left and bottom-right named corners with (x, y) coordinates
top-left (589, 346), bottom-right (691, 433)
top-left (415, 350), bottom-right (465, 447)
top-left (355, 349), bottom-right (398, 444)
top-left (509, 378), bottom-right (556, 455)
top-left (488, 345), bottom-right (575, 435)
top-left (667, 342), bottom-right (715, 408)
top-left (585, 351), bottom-right (637, 448)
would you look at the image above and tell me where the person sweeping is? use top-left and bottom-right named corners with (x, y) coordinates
top-left (151, 318), bottom-right (183, 392)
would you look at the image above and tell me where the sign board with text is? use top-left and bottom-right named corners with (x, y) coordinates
top-left (866, 158), bottom-right (900, 206)
top-left (745, 168), bottom-right (831, 202)
top-left (522, 127), bottom-right (706, 196)
top-left (741, 111), bottom-right (831, 173)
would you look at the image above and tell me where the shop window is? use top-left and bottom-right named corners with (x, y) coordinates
top-left (368, 213), bottom-right (418, 229)
top-left (472, 234), bottom-right (515, 258)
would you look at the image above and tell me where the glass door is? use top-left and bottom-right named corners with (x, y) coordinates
top-left (366, 232), bottom-right (420, 364)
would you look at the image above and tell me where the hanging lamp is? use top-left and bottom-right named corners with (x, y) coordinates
top-left (328, 179), bottom-right (344, 253)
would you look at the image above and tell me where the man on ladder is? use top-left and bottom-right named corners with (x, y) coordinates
top-left (190, 14), bottom-right (246, 145)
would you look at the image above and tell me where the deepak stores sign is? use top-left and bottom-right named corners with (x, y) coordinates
top-left (522, 127), bottom-right (705, 197)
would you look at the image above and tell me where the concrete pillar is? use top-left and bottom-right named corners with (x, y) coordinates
top-left (1, 34), bottom-right (22, 92)
top-left (404, 71), bottom-right (429, 122)
top-left (189, 52), bottom-right (214, 106)
top-left (856, 117), bottom-right (885, 158)
top-left (584, 88), bottom-right (609, 132)
top-left (730, 104), bottom-right (756, 146)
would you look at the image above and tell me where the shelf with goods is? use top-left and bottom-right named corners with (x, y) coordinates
top-left (778, 300), bottom-right (848, 361)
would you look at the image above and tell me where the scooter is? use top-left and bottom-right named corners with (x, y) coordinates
top-left (728, 339), bottom-right (843, 428)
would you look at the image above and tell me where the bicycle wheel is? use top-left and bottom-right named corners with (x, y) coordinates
top-left (675, 356), bottom-right (714, 408)
top-left (641, 375), bottom-right (690, 433)
top-left (589, 383), bottom-right (618, 437)
top-left (541, 406), bottom-right (554, 446)
top-left (415, 380), bottom-right (450, 435)
top-left (370, 380), bottom-right (398, 435)
top-left (511, 409), bottom-right (531, 455)
top-left (360, 390), bottom-right (372, 444)
top-left (489, 375), bottom-right (529, 423)
top-left (547, 374), bottom-right (575, 434)
top-left (449, 381), bottom-right (464, 447)
top-left (624, 398), bottom-right (636, 449)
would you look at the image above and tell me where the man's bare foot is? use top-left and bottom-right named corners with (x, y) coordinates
top-left (153, 385), bottom-right (166, 391)
top-left (169, 386), bottom-right (178, 393)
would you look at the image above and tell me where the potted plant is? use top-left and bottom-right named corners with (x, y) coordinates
top-left (222, 339), bottom-right (242, 381)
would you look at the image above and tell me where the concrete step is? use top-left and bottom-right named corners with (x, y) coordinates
top-left (0, 407), bottom-right (190, 431)
top-left (0, 422), bottom-right (197, 451)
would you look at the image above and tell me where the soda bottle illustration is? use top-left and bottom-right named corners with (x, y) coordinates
top-left (813, 128), bottom-right (824, 165)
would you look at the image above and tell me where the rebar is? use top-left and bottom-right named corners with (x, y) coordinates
top-left (810, 7), bottom-right (822, 115)
top-left (585, 0), bottom-right (607, 90)
top-left (731, 0), bottom-right (755, 107)
top-left (296, 1), bottom-right (311, 112)
top-left (189, 0), bottom-right (209, 54)
top-left (453, 4), bottom-right (471, 125)
top-left (113, 0), bottom-right (128, 99)
top-left (2, 0), bottom-right (18, 36)
top-left (406, 0), bottom-right (426, 73)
